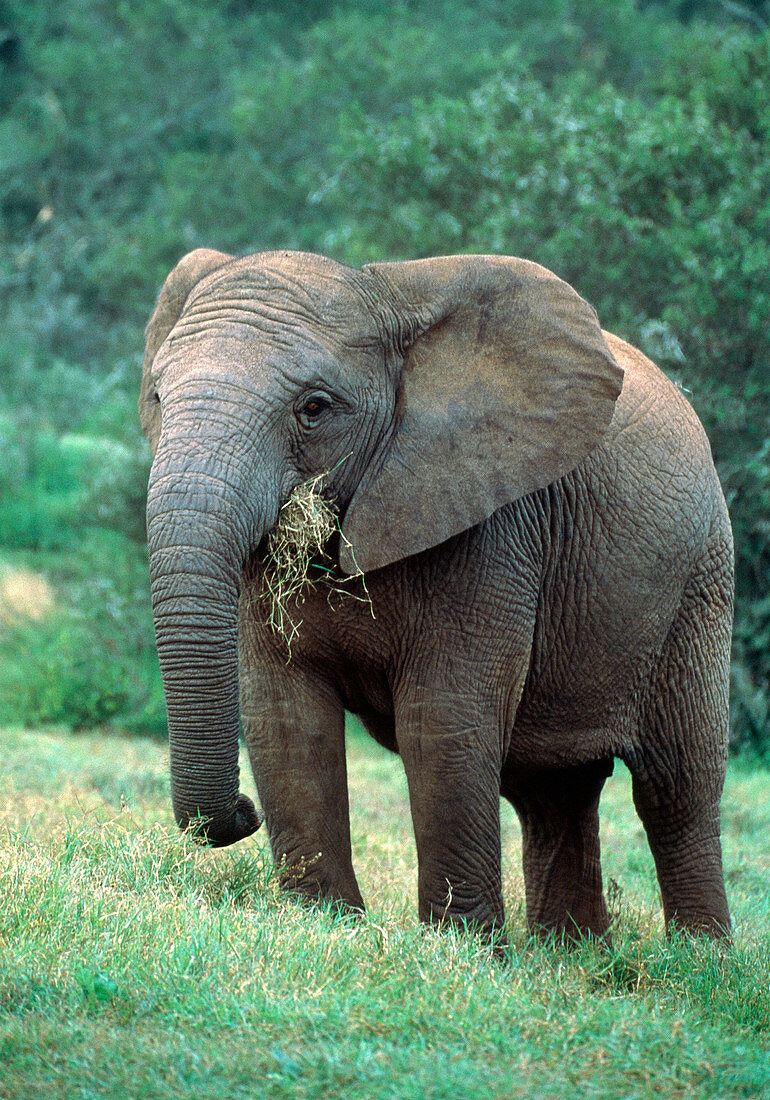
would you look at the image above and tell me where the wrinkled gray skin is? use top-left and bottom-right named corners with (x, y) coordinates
top-left (140, 249), bottom-right (733, 941)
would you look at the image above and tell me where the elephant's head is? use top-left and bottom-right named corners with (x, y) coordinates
top-left (140, 249), bottom-right (623, 846)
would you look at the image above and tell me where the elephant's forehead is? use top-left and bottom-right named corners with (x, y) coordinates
top-left (157, 329), bottom-right (352, 391)
top-left (183, 252), bottom-right (377, 343)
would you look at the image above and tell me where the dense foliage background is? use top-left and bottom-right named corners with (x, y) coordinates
top-left (1, 0), bottom-right (768, 753)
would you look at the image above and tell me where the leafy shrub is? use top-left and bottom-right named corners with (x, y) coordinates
top-left (732, 600), bottom-right (770, 759)
top-left (317, 46), bottom-right (770, 386)
top-left (313, 36), bottom-right (770, 751)
top-left (0, 614), bottom-right (132, 729)
top-left (0, 1), bottom-right (766, 750)
top-left (0, 424), bottom-right (149, 551)
top-left (0, 532), bottom-right (161, 732)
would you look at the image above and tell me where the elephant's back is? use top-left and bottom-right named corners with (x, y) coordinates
top-left (602, 332), bottom-right (718, 486)
top-left (592, 331), bottom-right (724, 548)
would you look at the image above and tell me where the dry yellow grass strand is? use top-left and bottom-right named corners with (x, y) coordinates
top-left (261, 473), bottom-right (371, 649)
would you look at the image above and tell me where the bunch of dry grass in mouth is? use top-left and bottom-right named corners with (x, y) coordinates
top-left (261, 473), bottom-right (370, 650)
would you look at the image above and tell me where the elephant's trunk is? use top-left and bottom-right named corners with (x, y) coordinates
top-left (146, 423), bottom-right (266, 847)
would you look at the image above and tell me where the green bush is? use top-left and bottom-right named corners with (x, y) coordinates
top-left (0, 419), bottom-right (149, 551)
top-left (313, 36), bottom-right (770, 752)
top-left (0, 0), bottom-right (766, 750)
top-left (0, 532), bottom-right (162, 732)
top-left (317, 45), bottom-right (770, 385)
top-left (0, 615), bottom-right (132, 729)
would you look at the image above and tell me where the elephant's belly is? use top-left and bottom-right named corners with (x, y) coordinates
top-left (508, 617), bottom-right (662, 767)
top-left (506, 706), bottom-right (635, 769)
top-left (354, 709), bottom-right (398, 753)
top-left (505, 506), bottom-right (692, 768)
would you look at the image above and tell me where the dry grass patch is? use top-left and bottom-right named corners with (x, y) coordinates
top-left (0, 565), bottom-right (54, 624)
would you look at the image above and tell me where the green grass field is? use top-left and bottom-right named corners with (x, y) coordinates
top-left (0, 724), bottom-right (768, 1099)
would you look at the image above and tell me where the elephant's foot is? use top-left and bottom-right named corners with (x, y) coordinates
top-left (420, 893), bottom-right (506, 939)
top-left (522, 846), bottom-right (611, 946)
top-left (526, 895), bottom-right (611, 946)
top-left (277, 851), bottom-right (365, 914)
top-left (629, 790), bottom-right (731, 940)
top-left (419, 891), bottom-right (509, 958)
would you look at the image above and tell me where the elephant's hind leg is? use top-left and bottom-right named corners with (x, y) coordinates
top-left (503, 759), bottom-right (613, 941)
top-left (625, 535), bottom-right (732, 938)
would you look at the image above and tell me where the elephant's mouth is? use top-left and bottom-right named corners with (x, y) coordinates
top-left (256, 477), bottom-right (369, 646)
top-left (258, 475), bottom-right (339, 645)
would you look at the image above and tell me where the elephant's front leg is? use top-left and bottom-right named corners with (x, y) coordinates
top-left (396, 690), bottom-right (504, 938)
top-left (240, 656), bottom-right (363, 911)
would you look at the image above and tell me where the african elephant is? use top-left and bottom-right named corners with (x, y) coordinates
top-left (140, 248), bottom-right (732, 941)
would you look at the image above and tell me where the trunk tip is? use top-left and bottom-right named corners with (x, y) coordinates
top-left (177, 792), bottom-right (264, 848)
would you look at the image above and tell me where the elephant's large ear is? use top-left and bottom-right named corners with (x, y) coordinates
top-left (339, 255), bottom-right (624, 574)
top-left (139, 248), bottom-right (232, 452)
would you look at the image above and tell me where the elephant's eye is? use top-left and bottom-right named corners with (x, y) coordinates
top-left (297, 394), bottom-right (332, 428)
